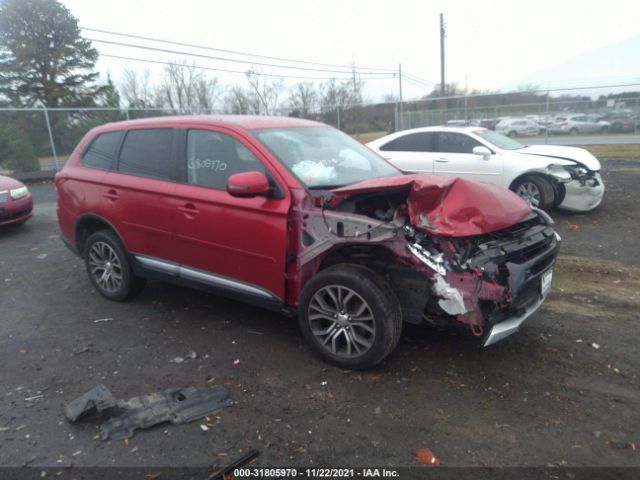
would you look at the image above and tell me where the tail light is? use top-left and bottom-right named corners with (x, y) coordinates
top-left (562, 121), bottom-right (569, 126)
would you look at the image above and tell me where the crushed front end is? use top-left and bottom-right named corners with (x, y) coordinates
top-left (407, 209), bottom-right (560, 345)
top-left (289, 174), bottom-right (560, 346)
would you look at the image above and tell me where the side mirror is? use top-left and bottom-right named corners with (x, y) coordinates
top-left (473, 146), bottom-right (492, 160)
top-left (226, 171), bottom-right (270, 198)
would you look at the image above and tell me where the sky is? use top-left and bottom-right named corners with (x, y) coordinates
top-left (61, 0), bottom-right (640, 102)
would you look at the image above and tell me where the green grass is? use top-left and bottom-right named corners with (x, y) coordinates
top-left (38, 155), bottom-right (69, 169)
top-left (351, 131), bottom-right (387, 144)
top-left (583, 144), bottom-right (640, 160)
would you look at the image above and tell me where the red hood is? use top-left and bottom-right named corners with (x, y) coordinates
top-left (331, 174), bottom-right (531, 237)
top-left (0, 175), bottom-right (26, 191)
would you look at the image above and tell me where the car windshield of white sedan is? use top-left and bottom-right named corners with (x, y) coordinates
top-left (476, 129), bottom-right (525, 150)
top-left (252, 127), bottom-right (400, 188)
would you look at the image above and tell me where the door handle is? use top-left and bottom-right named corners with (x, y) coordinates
top-left (103, 189), bottom-right (119, 201)
top-left (178, 203), bottom-right (200, 216)
top-left (435, 157), bottom-right (450, 163)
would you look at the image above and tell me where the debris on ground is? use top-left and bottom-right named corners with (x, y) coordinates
top-left (591, 343), bottom-right (601, 350)
top-left (93, 318), bottom-right (113, 323)
top-left (415, 447), bottom-right (441, 465)
top-left (207, 449), bottom-right (260, 479)
top-left (64, 384), bottom-right (233, 440)
top-left (233, 359), bottom-right (240, 366)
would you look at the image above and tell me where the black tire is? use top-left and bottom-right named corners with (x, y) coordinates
top-left (298, 264), bottom-right (402, 370)
top-left (600, 126), bottom-right (609, 134)
top-left (84, 229), bottom-right (146, 301)
top-left (512, 175), bottom-right (556, 211)
top-left (508, 130), bottom-right (517, 138)
top-left (552, 182), bottom-right (566, 208)
top-left (569, 128), bottom-right (578, 135)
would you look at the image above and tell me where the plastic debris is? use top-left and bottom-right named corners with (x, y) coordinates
top-left (415, 448), bottom-right (441, 465)
top-left (64, 384), bottom-right (233, 440)
top-left (233, 359), bottom-right (240, 366)
top-left (93, 318), bottom-right (113, 323)
top-left (591, 343), bottom-right (601, 350)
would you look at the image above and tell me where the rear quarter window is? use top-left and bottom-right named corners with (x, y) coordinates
top-left (118, 128), bottom-right (174, 180)
top-left (81, 131), bottom-right (123, 170)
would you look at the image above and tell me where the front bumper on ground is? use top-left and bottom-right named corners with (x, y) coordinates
top-left (558, 172), bottom-right (605, 212)
top-left (0, 195), bottom-right (33, 226)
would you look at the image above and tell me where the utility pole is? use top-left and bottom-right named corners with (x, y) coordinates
top-left (440, 13), bottom-right (446, 96)
top-left (398, 63), bottom-right (403, 130)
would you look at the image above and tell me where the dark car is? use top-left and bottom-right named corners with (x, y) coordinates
top-left (56, 116), bottom-right (560, 369)
top-left (0, 175), bottom-right (33, 226)
top-left (607, 114), bottom-right (639, 133)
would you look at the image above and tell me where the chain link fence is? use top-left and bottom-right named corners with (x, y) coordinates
top-left (1, 83), bottom-right (639, 174)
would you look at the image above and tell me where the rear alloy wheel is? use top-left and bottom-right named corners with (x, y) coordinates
top-left (508, 130), bottom-right (518, 138)
top-left (84, 230), bottom-right (146, 301)
top-left (299, 265), bottom-right (402, 369)
top-left (513, 175), bottom-right (555, 211)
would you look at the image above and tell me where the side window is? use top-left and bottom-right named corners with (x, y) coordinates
top-left (379, 132), bottom-right (435, 152)
top-left (82, 131), bottom-right (122, 170)
top-left (436, 133), bottom-right (481, 154)
top-left (187, 129), bottom-right (265, 190)
top-left (118, 129), bottom-right (173, 180)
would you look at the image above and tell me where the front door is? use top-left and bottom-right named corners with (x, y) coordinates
top-left (432, 132), bottom-right (503, 184)
top-left (173, 128), bottom-right (290, 301)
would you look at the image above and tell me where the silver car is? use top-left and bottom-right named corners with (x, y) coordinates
top-left (495, 118), bottom-right (540, 137)
top-left (550, 114), bottom-right (611, 135)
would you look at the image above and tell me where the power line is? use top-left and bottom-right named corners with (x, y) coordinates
top-left (402, 76), bottom-right (434, 90)
top-left (403, 71), bottom-right (437, 86)
top-left (87, 37), bottom-right (394, 76)
top-left (100, 53), bottom-right (397, 81)
top-left (82, 27), bottom-right (397, 74)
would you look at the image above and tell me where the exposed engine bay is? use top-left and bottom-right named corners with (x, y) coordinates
top-left (286, 174), bottom-right (560, 344)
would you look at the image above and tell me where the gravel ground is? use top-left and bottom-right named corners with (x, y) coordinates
top-left (1, 159), bottom-right (638, 469)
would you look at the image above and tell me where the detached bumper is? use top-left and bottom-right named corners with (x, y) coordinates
top-left (483, 293), bottom-right (546, 346)
top-left (558, 173), bottom-right (605, 212)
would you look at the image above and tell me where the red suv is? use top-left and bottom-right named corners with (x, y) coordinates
top-left (56, 116), bottom-right (560, 369)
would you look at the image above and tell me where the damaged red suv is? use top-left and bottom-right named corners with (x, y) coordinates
top-left (56, 116), bottom-right (560, 369)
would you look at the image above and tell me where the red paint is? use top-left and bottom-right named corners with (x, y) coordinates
top-left (332, 173), bottom-right (531, 237)
top-left (0, 175), bottom-right (33, 226)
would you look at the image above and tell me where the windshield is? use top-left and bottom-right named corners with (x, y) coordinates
top-left (251, 126), bottom-right (400, 188)
top-left (475, 129), bottom-right (525, 150)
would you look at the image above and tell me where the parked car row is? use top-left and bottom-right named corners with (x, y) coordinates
top-left (449, 112), bottom-right (638, 136)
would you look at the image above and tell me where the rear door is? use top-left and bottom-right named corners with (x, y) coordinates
top-left (432, 132), bottom-right (502, 184)
top-left (172, 127), bottom-right (290, 301)
top-left (377, 132), bottom-right (437, 173)
top-left (102, 128), bottom-right (179, 262)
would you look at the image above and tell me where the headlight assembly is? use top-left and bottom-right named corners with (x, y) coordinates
top-left (10, 186), bottom-right (29, 200)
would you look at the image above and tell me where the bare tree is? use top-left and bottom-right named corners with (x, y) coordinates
top-left (245, 67), bottom-right (284, 115)
top-left (156, 61), bottom-right (222, 114)
top-left (120, 68), bottom-right (155, 108)
top-left (225, 85), bottom-right (252, 114)
top-left (288, 81), bottom-right (317, 117)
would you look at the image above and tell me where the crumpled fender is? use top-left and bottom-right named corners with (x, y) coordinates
top-left (331, 173), bottom-right (531, 237)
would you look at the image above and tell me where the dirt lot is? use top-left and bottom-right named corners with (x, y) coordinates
top-left (1, 157), bottom-right (639, 469)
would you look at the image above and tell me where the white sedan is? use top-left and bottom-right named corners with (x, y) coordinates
top-left (366, 126), bottom-right (604, 212)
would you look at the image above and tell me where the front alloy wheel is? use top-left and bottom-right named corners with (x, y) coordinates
top-left (512, 175), bottom-right (555, 211)
top-left (299, 265), bottom-right (402, 369)
top-left (308, 285), bottom-right (376, 358)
